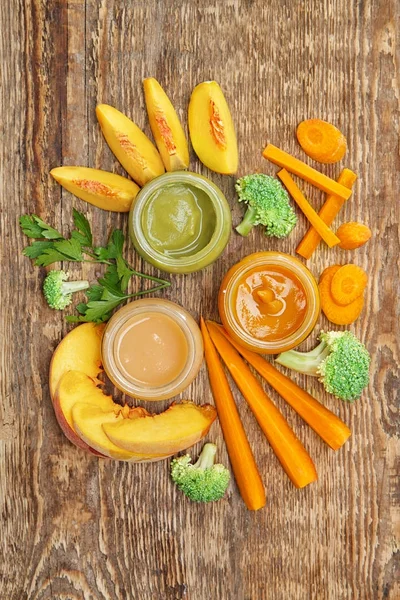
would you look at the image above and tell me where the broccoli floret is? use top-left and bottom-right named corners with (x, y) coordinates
top-left (235, 173), bottom-right (297, 238)
top-left (275, 331), bottom-right (370, 402)
top-left (43, 270), bottom-right (89, 310)
top-left (171, 443), bottom-right (230, 503)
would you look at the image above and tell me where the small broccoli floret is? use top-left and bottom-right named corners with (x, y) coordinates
top-left (170, 443), bottom-right (230, 503)
top-left (235, 173), bottom-right (297, 238)
top-left (276, 330), bottom-right (370, 402)
top-left (43, 270), bottom-right (90, 310)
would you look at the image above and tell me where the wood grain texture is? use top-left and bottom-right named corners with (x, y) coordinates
top-left (1, 0), bottom-right (399, 598)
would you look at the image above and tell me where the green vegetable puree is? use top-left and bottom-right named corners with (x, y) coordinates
top-left (142, 183), bottom-right (216, 257)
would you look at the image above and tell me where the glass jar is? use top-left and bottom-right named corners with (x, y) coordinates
top-left (218, 252), bottom-right (320, 354)
top-left (129, 171), bottom-right (232, 274)
top-left (101, 299), bottom-right (204, 401)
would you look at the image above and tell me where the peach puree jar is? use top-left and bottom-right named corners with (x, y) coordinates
top-left (102, 299), bottom-right (203, 401)
top-left (218, 252), bottom-right (320, 354)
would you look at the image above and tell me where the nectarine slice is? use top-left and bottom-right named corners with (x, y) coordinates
top-left (96, 104), bottom-right (165, 186)
top-left (102, 401), bottom-right (217, 455)
top-left (53, 370), bottom-right (112, 454)
top-left (143, 78), bottom-right (189, 172)
top-left (49, 323), bottom-right (105, 400)
top-left (72, 403), bottom-right (172, 462)
top-left (188, 81), bottom-right (238, 174)
top-left (50, 166), bottom-right (140, 212)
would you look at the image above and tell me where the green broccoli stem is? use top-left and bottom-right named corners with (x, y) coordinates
top-left (235, 206), bottom-right (258, 237)
top-left (275, 341), bottom-right (331, 376)
top-left (61, 280), bottom-right (90, 294)
top-left (193, 443), bottom-right (217, 470)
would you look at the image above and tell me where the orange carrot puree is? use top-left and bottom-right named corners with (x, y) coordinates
top-left (233, 264), bottom-right (307, 342)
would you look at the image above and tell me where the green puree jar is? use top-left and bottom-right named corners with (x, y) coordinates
top-left (129, 171), bottom-right (232, 274)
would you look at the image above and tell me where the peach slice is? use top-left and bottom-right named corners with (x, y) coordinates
top-left (50, 166), bottom-right (140, 212)
top-left (71, 403), bottom-right (172, 462)
top-left (49, 322), bottom-right (105, 401)
top-left (53, 370), bottom-right (112, 454)
top-left (102, 401), bottom-right (217, 455)
top-left (188, 81), bottom-right (238, 174)
top-left (96, 104), bottom-right (165, 186)
top-left (143, 78), bottom-right (189, 171)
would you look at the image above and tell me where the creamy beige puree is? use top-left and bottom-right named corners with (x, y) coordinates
top-left (114, 312), bottom-right (189, 387)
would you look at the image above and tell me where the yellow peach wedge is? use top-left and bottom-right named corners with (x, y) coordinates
top-left (96, 104), bottom-right (165, 186)
top-left (71, 403), bottom-right (172, 462)
top-left (143, 77), bottom-right (189, 171)
top-left (50, 166), bottom-right (140, 212)
top-left (188, 81), bottom-right (238, 174)
top-left (103, 401), bottom-right (217, 455)
top-left (49, 322), bottom-right (105, 401)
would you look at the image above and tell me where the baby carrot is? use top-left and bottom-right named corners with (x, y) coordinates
top-left (206, 321), bottom-right (318, 489)
top-left (214, 323), bottom-right (351, 450)
top-left (200, 318), bottom-right (266, 510)
top-left (262, 144), bottom-right (352, 200)
top-left (296, 168), bottom-right (358, 259)
top-left (277, 169), bottom-right (341, 248)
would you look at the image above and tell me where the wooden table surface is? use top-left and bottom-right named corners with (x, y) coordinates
top-left (1, 1), bottom-right (399, 599)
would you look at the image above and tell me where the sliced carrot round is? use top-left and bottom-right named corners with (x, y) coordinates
top-left (319, 265), bottom-right (341, 283)
top-left (297, 119), bottom-right (347, 164)
top-left (330, 265), bottom-right (367, 306)
top-left (336, 222), bottom-right (372, 250)
top-left (319, 269), bottom-right (364, 325)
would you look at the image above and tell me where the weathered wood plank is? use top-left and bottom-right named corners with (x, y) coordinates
top-left (0, 0), bottom-right (398, 599)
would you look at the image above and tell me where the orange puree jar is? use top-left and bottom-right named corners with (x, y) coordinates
top-left (218, 252), bottom-right (320, 354)
top-left (101, 299), bottom-right (203, 400)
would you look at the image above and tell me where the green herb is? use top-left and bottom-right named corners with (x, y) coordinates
top-left (20, 210), bottom-right (171, 322)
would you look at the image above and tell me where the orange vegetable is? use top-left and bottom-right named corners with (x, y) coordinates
top-left (296, 168), bottom-right (357, 259)
top-left (296, 119), bottom-right (347, 164)
top-left (277, 169), bottom-right (341, 248)
top-left (262, 144), bottom-right (352, 200)
top-left (336, 222), bottom-right (372, 250)
top-left (319, 267), bottom-right (364, 325)
top-left (320, 265), bottom-right (342, 282)
top-left (214, 323), bottom-right (351, 450)
top-left (330, 264), bottom-right (368, 306)
top-left (206, 320), bottom-right (318, 489)
top-left (200, 318), bottom-right (266, 511)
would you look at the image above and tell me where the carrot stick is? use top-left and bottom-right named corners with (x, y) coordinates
top-left (200, 318), bottom-right (266, 510)
top-left (206, 321), bottom-right (318, 489)
top-left (263, 144), bottom-right (352, 200)
top-left (296, 168), bottom-right (358, 259)
top-left (277, 169), bottom-right (341, 248)
top-left (213, 323), bottom-right (351, 450)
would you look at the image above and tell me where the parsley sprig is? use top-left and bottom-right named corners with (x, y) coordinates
top-left (20, 209), bottom-right (171, 322)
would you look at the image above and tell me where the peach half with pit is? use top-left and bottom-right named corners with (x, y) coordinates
top-left (50, 166), bottom-right (140, 212)
top-left (96, 104), bottom-right (165, 186)
top-left (188, 81), bottom-right (238, 174)
top-left (143, 77), bottom-right (189, 172)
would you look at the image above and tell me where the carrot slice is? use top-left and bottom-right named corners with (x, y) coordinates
top-left (206, 320), bottom-right (318, 489)
top-left (277, 169), bottom-right (340, 248)
top-left (296, 119), bottom-right (347, 164)
top-left (330, 264), bottom-right (368, 306)
top-left (336, 222), bottom-right (372, 250)
top-left (262, 144), bottom-right (352, 200)
top-left (213, 322), bottom-right (351, 450)
top-left (296, 168), bottom-right (357, 259)
top-left (200, 318), bottom-right (266, 511)
top-left (320, 265), bottom-right (341, 283)
top-left (319, 267), bottom-right (364, 325)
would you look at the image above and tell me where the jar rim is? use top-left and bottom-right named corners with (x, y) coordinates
top-left (130, 171), bottom-right (231, 269)
top-left (102, 299), bottom-right (204, 400)
top-left (219, 252), bottom-right (321, 354)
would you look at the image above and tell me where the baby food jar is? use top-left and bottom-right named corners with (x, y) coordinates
top-left (219, 252), bottom-right (320, 354)
top-left (129, 171), bottom-right (232, 274)
top-left (101, 299), bottom-right (204, 400)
